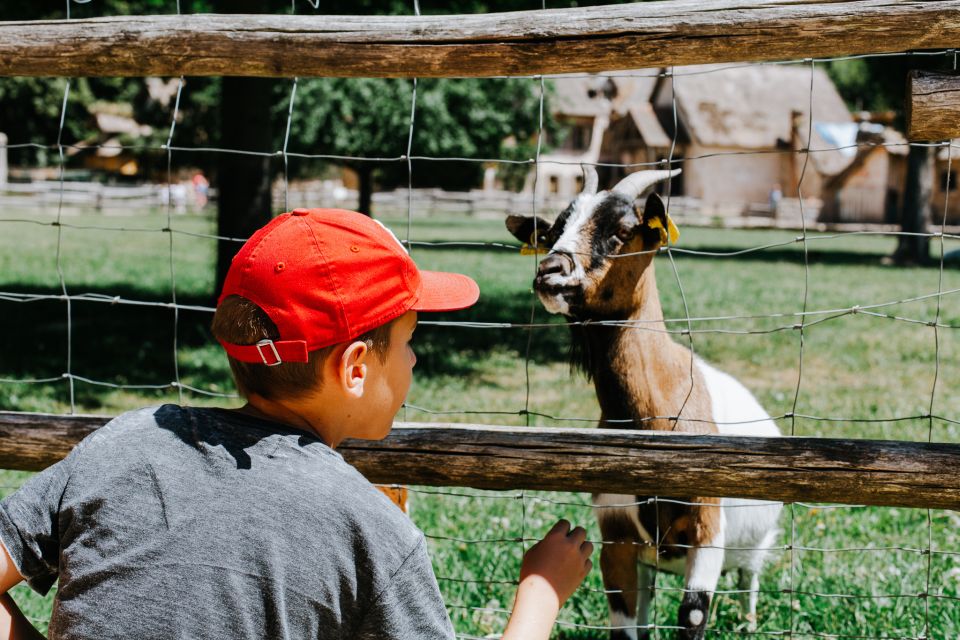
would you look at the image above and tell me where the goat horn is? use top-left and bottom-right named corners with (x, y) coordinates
top-left (611, 168), bottom-right (682, 201)
top-left (581, 164), bottom-right (598, 195)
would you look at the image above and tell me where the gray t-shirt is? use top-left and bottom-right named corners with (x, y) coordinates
top-left (0, 405), bottom-right (454, 640)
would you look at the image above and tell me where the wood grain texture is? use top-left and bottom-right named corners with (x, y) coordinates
top-left (0, 1), bottom-right (957, 78)
top-left (1, 411), bottom-right (958, 510)
top-left (907, 70), bottom-right (960, 142)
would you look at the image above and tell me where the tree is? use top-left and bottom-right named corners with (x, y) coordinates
top-left (0, 0), bottom-right (623, 296)
top-left (285, 77), bottom-right (552, 215)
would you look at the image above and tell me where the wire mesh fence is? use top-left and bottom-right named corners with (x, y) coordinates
top-left (1, 1), bottom-right (959, 638)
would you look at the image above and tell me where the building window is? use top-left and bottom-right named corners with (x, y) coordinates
top-left (558, 120), bottom-right (592, 152)
top-left (549, 175), bottom-right (559, 194)
top-left (941, 170), bottom-right (957, 192)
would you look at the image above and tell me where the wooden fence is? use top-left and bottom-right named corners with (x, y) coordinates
top-left (1, 1), bottom-right (960, 508)
top-left (0, 2), bottom-right (957, 78)
top-left (1, 411), bottom-right (958, 510)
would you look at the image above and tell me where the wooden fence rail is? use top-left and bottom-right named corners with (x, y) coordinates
top-left (0, 1), bottom-right (957, 78)
top-left (907, 70), bottom-right (960, 141)
top-left (1, 411), bottom-right (958, 511)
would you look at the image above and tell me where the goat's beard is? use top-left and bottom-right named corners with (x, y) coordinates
top-left (536, 289), bottom-right (582, 317)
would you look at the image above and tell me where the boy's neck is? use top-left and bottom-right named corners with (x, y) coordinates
top-left (237, 393), bottom-right (346, 447)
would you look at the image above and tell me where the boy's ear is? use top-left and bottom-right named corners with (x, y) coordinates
top-left (505, 214), bottom-right (553, 247)
top-left (639, 192), bottom-right (680, 249)
top-left (337, 341), bottom-right (368, 398)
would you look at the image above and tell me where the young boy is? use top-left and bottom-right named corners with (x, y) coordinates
top-left (0, 208), bottom-right (593, 639)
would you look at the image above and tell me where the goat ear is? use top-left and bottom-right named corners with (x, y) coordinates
top-left (505, 215), bottom-right (553, 247)
top-left (640, 193), bottom-right (680, 247)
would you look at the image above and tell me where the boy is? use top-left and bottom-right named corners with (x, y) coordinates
top-left (0, 208), bottom-right (593, 639)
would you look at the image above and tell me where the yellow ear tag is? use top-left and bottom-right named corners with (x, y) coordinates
top-left (520, 230), bottom-right (549, 255)
top-left (647, 215), bottom-right (680, 246)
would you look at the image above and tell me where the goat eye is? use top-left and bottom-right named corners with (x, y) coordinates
top-left (615, 228), bottom-right (634, 241)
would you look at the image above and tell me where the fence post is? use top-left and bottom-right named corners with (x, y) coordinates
top-left (0, 132), bottom-right (7, 186)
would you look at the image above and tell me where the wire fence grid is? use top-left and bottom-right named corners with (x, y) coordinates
top-left (0, 1), bottom-right (959, 638)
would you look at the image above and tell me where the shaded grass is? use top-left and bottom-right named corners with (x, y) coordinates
top-left (2, 209), bottom-right (960, 637)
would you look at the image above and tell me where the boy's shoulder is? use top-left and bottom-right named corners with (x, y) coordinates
top-left (70, 404), bottom-right (419, 540)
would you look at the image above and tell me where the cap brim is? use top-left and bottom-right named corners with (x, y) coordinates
top-left (412, 271), bottom-right (480, 312)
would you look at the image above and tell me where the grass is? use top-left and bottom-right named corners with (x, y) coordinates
top-left (1, 206), bottom-right (960, 637)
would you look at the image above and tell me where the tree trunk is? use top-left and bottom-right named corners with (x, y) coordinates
top-left (892, 144), bottom-right (934, 266)
top-left (212, 0), bottom-right (278, 298)
top-left (214, 76), bottom-right (276, 297)
top-left (356, 164), bottom-right (374, 217)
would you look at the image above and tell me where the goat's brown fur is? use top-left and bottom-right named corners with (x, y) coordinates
top-left (508, 185), bottom-right (738, 638)
top-left (586, 235), bottom-right (721, 549)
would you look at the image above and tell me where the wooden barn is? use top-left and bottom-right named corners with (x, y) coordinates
top-left (532, 64), bottom-right (924, 224)
top-left (643, 64), bottom-right (856, 218)
top-left (932, 141), bottom-right (960, 225)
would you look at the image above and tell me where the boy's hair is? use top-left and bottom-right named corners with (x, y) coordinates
top-left (212, 295), bottom-right (393, 400)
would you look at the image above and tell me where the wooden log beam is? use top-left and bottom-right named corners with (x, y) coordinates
top-left (0, 1), bottom-right (957, 78)
top-left (907, 70), bottom-right (960, 142)
top-left (1, 411), bottom-right (958, 510)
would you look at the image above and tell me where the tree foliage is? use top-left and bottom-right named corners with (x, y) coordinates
top-left (284, 77), bottom-right (551, 192)
top-left (824, 53), bottom-right (957, 265)
top-left (0, 0), bottom-right (576, 196)
top-left (826, 55), bottom-right (956, 125)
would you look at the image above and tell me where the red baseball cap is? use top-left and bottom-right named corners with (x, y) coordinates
top-left (217, 208), bottom-right (480, 365)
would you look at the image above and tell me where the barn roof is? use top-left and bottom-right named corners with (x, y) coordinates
top-left (549, 75), bottom-right (610, 118)
top-left (658, 64), bottom-right (855, 175)
top-left (938, 141), bottom-right (960, 162)
top-left (624, 104), bottom-right (671, 148)
top-left (550, 71), bottom-right (659, 119)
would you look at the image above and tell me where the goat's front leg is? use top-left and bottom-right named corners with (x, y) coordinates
top-left (596, 499), bottom-right (643, 640)
top-left (636, 563), bottom-right (655, 640)
top-left (678, 501), bottom-right (724, 640)
top-left (737, 569), bottom-right (760, 631)
top-left (600, 538), bottom-right (639, 640)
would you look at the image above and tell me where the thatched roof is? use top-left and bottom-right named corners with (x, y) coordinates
top-left (549, 75), bottom-right (610, 118)
top-left (658, 64), bottom-right (855, 175)
top-left (552, 64), bottom-right (859, 176)
top-left (550, 70), bottom-right (659, 119)
top-left (938, 141), bottom-right (960, 162)
top-left (623, 104), bottom-right (671, 148)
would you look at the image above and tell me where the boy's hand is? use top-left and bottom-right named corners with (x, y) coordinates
top-left (519, 519), bottom-right (594, 606)
top-left (502, 520), bottom-right (594, 640)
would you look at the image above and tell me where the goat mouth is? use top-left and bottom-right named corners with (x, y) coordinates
top-left (534, 283), bottom-right (580, 298)
top-left (535, 287), bottom-right (582, 316)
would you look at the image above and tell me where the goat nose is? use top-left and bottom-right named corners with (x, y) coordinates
top-left (538, 253), bottom-right (573, 278)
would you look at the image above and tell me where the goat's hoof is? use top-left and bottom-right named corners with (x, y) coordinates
top-left (677, 590), bottom-right (709, 640)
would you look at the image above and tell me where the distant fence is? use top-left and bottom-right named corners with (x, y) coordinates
top-left (4, 179), bottom-right (950, 235)
top-left (0, 180), bottom-right (213, 212)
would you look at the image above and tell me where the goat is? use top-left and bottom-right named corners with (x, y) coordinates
top-left (505, 168), bottom-right (782, 640)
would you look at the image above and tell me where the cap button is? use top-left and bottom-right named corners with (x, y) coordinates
top-left (291, 208), bottom-right (310, 216)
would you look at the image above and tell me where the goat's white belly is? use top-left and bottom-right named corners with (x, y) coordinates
top-left (697, 357), bottom-right (783, 569)
top-left (595, 497), bottom-right (780, 575)
top-left (695, 357), bottom-right (780, 438)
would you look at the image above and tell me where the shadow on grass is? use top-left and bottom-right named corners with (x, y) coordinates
top-left (0, 282), bottom-right (573, 410)
top-left (673, 245), bottom-right (893, 266)
top-left (0, 285), bottom-right (216, 411)
top-left (2, 241), bottom-right (932, 410)
top-left (414, 236), bottom-right (954, 268)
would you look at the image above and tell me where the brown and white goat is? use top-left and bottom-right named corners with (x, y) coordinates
top-left (505, 169), bottom-right (781, 640)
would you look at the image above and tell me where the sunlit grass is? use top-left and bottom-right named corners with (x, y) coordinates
top-left (1, 208), bottom-right (959, 636)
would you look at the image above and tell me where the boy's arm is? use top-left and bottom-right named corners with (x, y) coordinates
top-left (0, 542), bottom-right (45, 640)
top-left (502, 520), bottom-right (593, 640)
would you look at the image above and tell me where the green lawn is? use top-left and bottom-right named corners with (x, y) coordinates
top-left (1, 207), bottom-right (959, 637)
